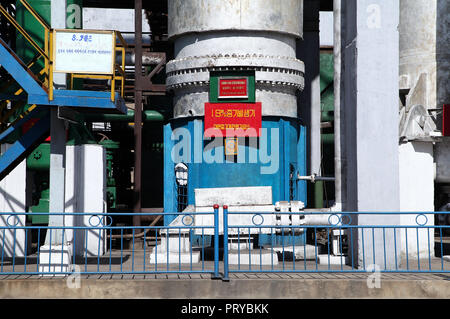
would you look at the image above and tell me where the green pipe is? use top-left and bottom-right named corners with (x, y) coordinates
top-left (84, 110), bottom-right (165, 122)
top-left (321, 133), bottom-right (335, 146)
top-left (314, 181), bottom-right (324, 209)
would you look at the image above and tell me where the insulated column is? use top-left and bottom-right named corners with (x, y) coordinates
top-left (165, 0), bottom-right (306, 216)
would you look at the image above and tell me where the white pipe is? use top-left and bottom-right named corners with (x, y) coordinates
top-left (304, 213), bottom-right (342, 226)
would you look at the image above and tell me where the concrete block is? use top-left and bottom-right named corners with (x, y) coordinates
top-left (228, 250), bottom-right (279, 266)
top-left (159, 233), bottom-right (191, 253)
top-left (38, 244), bottom-right (73, 276)
top-left (149, 251), bottom-right (200, 264)
top-left (149, 219), bottom-right (200, 264)
top-left (194, 186), bottom-right (273, 207)
top-left (272, 244), bottom-right (317, 260)
top-left (228, 236), bottom-right (253, 250)
top-left (318, 254), bottom-right (349, 265)
top-left (332, 229), bottom-right (347, 236)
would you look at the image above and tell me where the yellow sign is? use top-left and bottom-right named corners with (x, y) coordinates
top-left (225, 138), bottom-right (238, 156)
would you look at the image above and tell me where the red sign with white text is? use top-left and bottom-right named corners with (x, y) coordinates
top-left (204, 102), bottom-right (262, 137)
top-left (219, 78), bottom-right (248, 98)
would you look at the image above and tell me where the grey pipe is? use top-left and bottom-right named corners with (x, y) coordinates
top-left (333, 0), bottom-right (343, 210)
top-left (297, 174), bottom-right (335, 182)
top-left (116, 52), bottom-right (164, 66)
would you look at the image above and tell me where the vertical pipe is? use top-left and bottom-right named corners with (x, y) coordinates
top-left (201, 228), bottom-right (204, 271)
top-left (298, 0), bottom-right (321, 207)
top-left (12, 228), bottom-right (16, 272)
top-left (155, 229), bottom-right (158, 271)
top-left (143, 229), bottom-right (146, 272)
top-left (44, 29), bottom-right (48, 87)
top-left (333, 0), bottom-right (343, 210)
top-left (36, 228), bottom-right (40, 272)
top-left (47, 110), bottom-right (66, 245)
top-left (24, 228), bottom-right (28, 272)
top-left (1, 229), bottom-right (4, 273)
top-left (47, 0), bottom-right (67, 248)
top-left (133, 0), bottom-right (143, 228)
top-left (213, 204), bottom-right (220, 278)
top-left (223, 205), bottom-right (229, 281)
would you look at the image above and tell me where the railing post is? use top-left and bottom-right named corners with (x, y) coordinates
top-left (213, 204), bottom-right (220, 279)
top-left (223, 205), bottom-right (229, 281)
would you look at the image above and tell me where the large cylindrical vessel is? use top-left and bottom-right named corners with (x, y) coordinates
top-left (167, 0), bottom-right (304, 119)
top-left (164, 0), bottom-right (306, 219)
top-left (399, 0), bottom-right (449, 116)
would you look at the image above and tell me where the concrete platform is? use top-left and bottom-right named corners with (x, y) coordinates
top-left (0, 272), bottom-right (450, 299)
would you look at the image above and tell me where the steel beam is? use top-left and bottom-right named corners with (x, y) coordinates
top-left (133, 0), bottom-right (143, 228)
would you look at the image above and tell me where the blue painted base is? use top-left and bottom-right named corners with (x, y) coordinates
top-left (258, 232), bottom-right (306, 247)
top-left (190, 233), bottom-right (306, 250)
top-left (163, 116), bottom-right (308, 248)
top-left (164, 117), bottom-right (307, 224)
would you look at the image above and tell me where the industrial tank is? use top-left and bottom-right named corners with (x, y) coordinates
top-left (399, 0), bottom-right (449, 116)
top-left (399, 0), bottom-right (450, 187)
top-left (164, 0), bottom-right (307, 222)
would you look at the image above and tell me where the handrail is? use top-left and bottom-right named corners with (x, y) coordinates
top-left (18, 0), bottom-right (51, 31)
top-left (116, 31), bottom-right (128, 49)
top-left (68, 31), bottom-right (127, 101)
top-left (0, 2), bottom-right (126, 104)
top-left (0, 5), bottom-right (49, 61)
top-left (0, 0), bottom-right (51, 101)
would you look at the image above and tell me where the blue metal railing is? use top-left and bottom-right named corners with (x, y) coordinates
top-left (0, 209), bottom-right (449, 279)
top-left (222, 208), bottom-right (450, 280)
top-left (0, 209), bottom-right (220, 277)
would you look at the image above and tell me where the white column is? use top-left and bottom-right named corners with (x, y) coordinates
top-left (64, 145), bottom-right (107, 257)
top-left (40, 1), bottom-right (70, 274)
top-left (46, 1), bottom-right (67, 246)
top-left (399, 142), bottom-right (434, 259)
top-left (341, 0), bottom-right (401, 269)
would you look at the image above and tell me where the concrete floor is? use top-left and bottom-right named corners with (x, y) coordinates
top-left (1, 247), bottom-right (449, 274)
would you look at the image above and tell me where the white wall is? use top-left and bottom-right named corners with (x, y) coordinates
top-left (399, 141), bottom-right (435, 259)
top-left (83, 8), bottom-right (151, 45)
top-left (0, 145), bottom-right (26, 258)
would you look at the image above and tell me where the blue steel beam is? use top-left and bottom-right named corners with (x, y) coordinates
top-left (0, 108), bottom-right (50, 181)
top-left (28, 90), bottom-right (127, 114)
top-left (0, 38), bottom-right (47, 97)
top-left (0, 40), bottom-right (126, 114)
